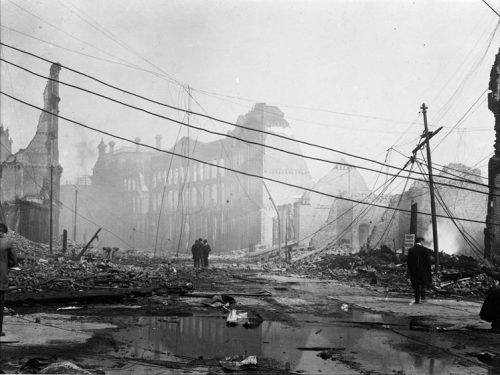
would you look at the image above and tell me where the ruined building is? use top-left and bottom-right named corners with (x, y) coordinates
top-left (276, 160), bottom-right (487, 255)
top-left (77, 104), bottom-right (314, 253)
top-left (59, 137), bottom-right (163, 248)
top-left (371, 163), bottom-right (486, 256)
top-left (486, 47), bottom-right (500, 260)
top-left (148, 103), bottom-right (314, 254)
top-left (0, 63), bottom-right (62, 243)
top-left (273, 162), bottom-right (380, 252)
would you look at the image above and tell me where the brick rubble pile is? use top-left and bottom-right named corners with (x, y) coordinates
top-left (290, 246), bottom-right (499, 298)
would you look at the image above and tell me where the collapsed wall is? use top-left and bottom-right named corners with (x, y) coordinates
top-left (0, 63), bottom-right (62, 243)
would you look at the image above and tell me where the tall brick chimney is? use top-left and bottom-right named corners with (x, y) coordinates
top-left (108, 141), bottom-right (115, 154)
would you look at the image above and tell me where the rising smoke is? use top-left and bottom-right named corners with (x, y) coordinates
top-left (75, 140), bottom-right (97, 177)
top-left (423, 220), bottom-right (460, 254)
top-left (423, 219), bottom-right (483, 257)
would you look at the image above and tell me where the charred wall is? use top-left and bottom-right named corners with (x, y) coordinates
top-left (0, 63), bottom-right (62, 243)
top-left (486, 47), bottom-right (500, 260)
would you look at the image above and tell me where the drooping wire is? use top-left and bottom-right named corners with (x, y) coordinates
top-left (2, 55), bottom-right (497, 196)
top-left (373, 164), bottom-right (415, 249)
top-left (3, 89), bottom-right (500, 227)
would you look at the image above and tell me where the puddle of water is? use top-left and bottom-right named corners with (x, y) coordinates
top-left (110, 311), bottom-right (484, 374)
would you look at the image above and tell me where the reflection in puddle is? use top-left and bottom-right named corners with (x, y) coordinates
top-left (111, 311), bottom-right (484, 375)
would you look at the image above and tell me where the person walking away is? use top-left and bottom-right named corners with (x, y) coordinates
top-left (406, 237), bottom-right (432, 304)
top-left (196, 238), bottom-right (204, 268)
top-left (202, 239), bottom-right (211, 268)
top-left (191, 239), bottom-right (200, 269)
top-left (0, 223), bottom-right (18, 337)
top-left (480, 283), bottom-right (500, 333)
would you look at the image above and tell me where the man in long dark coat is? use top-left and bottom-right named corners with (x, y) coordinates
top-left (202, 239), bottom-right (211, 268)
top-left (0, 223), bottom-right (18, 336)
top-left (191, 239), bottom-right (202, 269)
top-left (407, 237), bottom-right (432, 304)
top-left (480, 284), bottom-right (500, 332)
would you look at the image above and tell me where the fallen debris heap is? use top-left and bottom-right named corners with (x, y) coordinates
top-left (290, 246), bottom-right (499, 298)
top-left (4, 231), bottom-right (186, 302)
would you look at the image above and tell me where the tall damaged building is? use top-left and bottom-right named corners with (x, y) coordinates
top-left (63, 103), bottom-right (314, 252)
top-left (486, 48), bottom-right (500, 261)
top-left (0, 63), bottom-right (62, 243)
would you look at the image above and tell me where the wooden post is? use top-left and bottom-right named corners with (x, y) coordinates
top-left (78, 228), bottom-right (102, 259)
top-left (62, 229), bottom-right (67, 253)
top-left (421, 103), bottom-right (439, 273)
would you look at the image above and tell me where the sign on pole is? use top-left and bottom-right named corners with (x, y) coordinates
top-left (403, 234), bottom-right (415, 255)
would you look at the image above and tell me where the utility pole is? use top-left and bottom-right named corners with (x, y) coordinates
top-left (73, 186), bottom-right (78, 241)
top-left (49, 105), bottom-right (54, 254)
top-left (49, 165), bottom-right (53, 254)
top-left (285, 212), bottom-right (288, 262)
top-left (421, 103), bottom-right (439, 272)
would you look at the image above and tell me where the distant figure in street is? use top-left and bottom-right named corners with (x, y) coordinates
top-left (407, 237), bottom-right (432, 304)
top-left (202, 239), bottom-right (211, 268)
top-left (480, 284), bottom-right (500, 333)
top-left (0, 223), bottom-right (18, 337)
top-left (191, 238), bottom-right (202, 269)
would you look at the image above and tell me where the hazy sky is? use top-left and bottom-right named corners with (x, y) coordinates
top-left (1, 0), bottom-right (499, 193)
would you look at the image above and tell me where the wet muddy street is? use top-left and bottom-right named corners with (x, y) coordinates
top-left (104, 312), bottom-right (484, 374)
top-left (1, 272), bottom-right (498, 374)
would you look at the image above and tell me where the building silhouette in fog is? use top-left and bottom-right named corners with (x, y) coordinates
top-left (60, 103), bottom-right (314, 253)
top-left (148, 103), bottom-right (314, 254)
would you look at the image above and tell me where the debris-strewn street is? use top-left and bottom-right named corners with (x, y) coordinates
top-left (2, 2), bottom-right (500, 374)
top-left (0, 235), bottom-right (499, 374)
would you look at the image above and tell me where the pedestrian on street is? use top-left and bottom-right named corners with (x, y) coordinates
top-left (191, 239), bottom-right (202, 269)
top-left (406, 237), bottom-right (432, 304)
top-left (0, 223), bottom-right (18, 337)
top-left (202, 239), bottom-right (211, 268)
top-left (480, 283), bottom-right (500, 333)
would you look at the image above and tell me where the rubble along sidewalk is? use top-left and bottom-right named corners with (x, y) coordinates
top-left (262, 275), bottom-right (492, 331)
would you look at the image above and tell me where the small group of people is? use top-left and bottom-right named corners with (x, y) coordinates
top-left (191, 238), bottom-right (211, 269)
top-left (408, 237), bottom-right (499, 333)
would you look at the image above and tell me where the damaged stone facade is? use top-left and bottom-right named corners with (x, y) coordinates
top-left (148, 103), bottom-right (314, 254)
top-left (276, 163), bottom-right (375, 251)
top-left (0, 63), bottom-right (62, 243)
top-left (485, 47), bottom-right (500, 261)
top-left (278, 160), bottom-right (486, 256)
top-left (64, 104), bottom-right (314, 253)
top-left (58, 138), bottom-right (163, 248)
top-left (371, 163), bottom-right (486, 256)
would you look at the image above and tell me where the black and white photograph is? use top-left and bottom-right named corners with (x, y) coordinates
top-left (0, 0), bottom-right (500, 373)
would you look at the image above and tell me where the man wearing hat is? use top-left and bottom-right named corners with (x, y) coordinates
top-left (407, 237), bottom-right (432, 304)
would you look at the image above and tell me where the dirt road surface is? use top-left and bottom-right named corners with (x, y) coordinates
top-left (0, 261), bottom-right (498, 374)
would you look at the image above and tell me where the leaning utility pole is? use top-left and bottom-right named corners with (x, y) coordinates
top-left (421, 103), bottom-right (439, 272)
